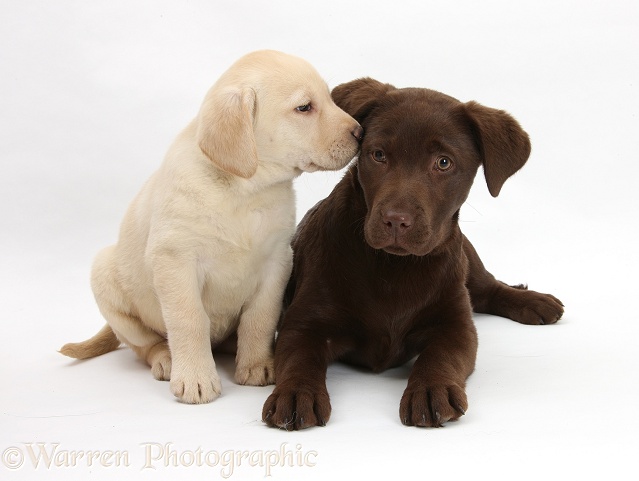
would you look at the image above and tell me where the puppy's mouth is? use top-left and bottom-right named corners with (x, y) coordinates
top-left (381, 244), bottom-right (412, 256)
top-left (366, 234), bottom-right (431, 257)
top-left (299, 159), bottom-right (353, 173)
top-left (364, 224), bottom-right (435, 257)
top-left (300, 162), bottom-right (323, 173)
top-left (298, 150), bottom-right (357, 173)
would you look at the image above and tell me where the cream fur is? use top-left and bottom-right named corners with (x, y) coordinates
top-left (60, 50), bottom-right (361, 404)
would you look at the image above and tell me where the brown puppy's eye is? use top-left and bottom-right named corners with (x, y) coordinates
top-left (371, 150), bottom-right (386, 163)
top-left (436, 157), bottom-right (452, 171)
top-left (295, 103), bottom-right (312, 112)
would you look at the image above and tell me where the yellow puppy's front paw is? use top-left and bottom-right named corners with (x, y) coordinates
top-left (170, 369), bottom-right (222, 404)
top-left (235, 357), bottom-right (275, 386)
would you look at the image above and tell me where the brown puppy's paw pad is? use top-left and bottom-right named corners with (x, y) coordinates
top-left (262, 387), bottom-right (331, 430)
top-left (235, 357), bottom-right (275, 386)
top-left (400, 384), bottom-right (467, 428)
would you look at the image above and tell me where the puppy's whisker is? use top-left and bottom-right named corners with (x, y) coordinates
top-left (463, 201), bottom-right (483, 216)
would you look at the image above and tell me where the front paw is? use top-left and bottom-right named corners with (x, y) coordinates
top-left (235, 357), bottom-right (275, 386)
top-left (262, 386), bottom-right (331, 430)
top-left (170, 367), bottom-right (222, 404)
top-left (400, 383), bottom-right (467, 427)
top-left (507, 286), bottom-right (564, 325)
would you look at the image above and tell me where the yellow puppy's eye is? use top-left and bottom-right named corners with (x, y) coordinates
top-left (436, 157), bottom-right (452, 171)
top-left (296, 103), bottom-right (312, 112)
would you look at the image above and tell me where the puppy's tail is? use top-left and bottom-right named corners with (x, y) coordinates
top-left (59, 324), bottom-right (121, 359)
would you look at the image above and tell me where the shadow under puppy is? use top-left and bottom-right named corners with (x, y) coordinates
top-left (263, 78), bottom-right (564, 429)
top-left (60, 50), bottom-right (362, 404)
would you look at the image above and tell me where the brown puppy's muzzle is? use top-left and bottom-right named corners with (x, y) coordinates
top-left (364, 203), bottom-right (435, 256)
top-left (379, 209), bottom-right (416, 256)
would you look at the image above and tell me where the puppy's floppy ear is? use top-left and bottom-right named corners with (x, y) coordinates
top-left (463, 101), bottom-right (531, 197)
top-left (331, 77), bottom-right (395, 122)
top-left (197, 86), bottom-right (258, 179)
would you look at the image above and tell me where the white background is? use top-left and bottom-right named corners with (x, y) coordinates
top-left (1, 0), bottom-right (638, 479)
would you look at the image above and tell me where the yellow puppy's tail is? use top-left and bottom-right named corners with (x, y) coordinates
top-left (59, 324), bottom-right (121, 359)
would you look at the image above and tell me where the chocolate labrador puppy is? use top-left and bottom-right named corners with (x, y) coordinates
top-left (262, 78), bottom-right (563, 429)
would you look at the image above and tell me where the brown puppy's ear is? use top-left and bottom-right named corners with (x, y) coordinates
top-left (331, 77), bottom-right (396, 122)
top-left (196, 86), bottom-right (258, 179)
top-left (464, 101), bottom-right (531, 197)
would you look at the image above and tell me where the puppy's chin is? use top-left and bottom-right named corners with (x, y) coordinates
top-left (381, 245), bottom-right (413, 256)
top-left (364, 232), bottom-right (437, 257)
top-left (298, 159), bottom-right (349, 173)
top-left (298, 152), bottom-right (356, 173)
top-left (382, 244), bottom-right (437, 257)
top-left (298, 162), bottom-right (322, 173)
top-left (365, 236), bottom-right (428, 257)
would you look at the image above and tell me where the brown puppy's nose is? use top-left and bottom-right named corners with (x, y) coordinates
top-left (352, 125), bottom-right (364, 142)
top-left (383, 210), bottom-right (413, 232)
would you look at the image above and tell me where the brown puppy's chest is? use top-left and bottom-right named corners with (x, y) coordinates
top-left (337, 249), bottom-right (465, 371)
top-left (339, 313), bottom-right (418, 371)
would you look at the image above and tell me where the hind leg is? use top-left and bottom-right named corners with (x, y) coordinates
top-left (463, 235), bottom-right (564, 325)
top-left (92, 246), bottom-right (171, 377)
top-left (131, 341), bottom-right (172, 380)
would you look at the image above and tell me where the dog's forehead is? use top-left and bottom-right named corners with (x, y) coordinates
top-left (218, 51), bottom-right (329, 105)
top-left (267, 71), bottom-right (329, 105)
top-left (365, 89), bottom-right (473, 150)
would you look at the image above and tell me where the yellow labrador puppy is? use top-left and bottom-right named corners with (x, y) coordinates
top-left (61, 50), bottom-right (362, 404)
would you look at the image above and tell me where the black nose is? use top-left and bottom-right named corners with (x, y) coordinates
top-left (383, 210), bottom-right (413, 232)
top-left (351, 125), bottom-right (364, 142)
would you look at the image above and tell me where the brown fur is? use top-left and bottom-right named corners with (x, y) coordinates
top-left (262, 78), bottom-right (563, 430)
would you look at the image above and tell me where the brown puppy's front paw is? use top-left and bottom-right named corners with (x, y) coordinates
top-left (400, 384), bottom-right (467, 427)
top-left (262, 386), bottom-right (331, 430)
top-left (507, 286), bottom-right (564, 325)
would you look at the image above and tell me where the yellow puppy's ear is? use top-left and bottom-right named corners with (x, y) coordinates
top-left (197, 86), bottom-right (258, 178)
